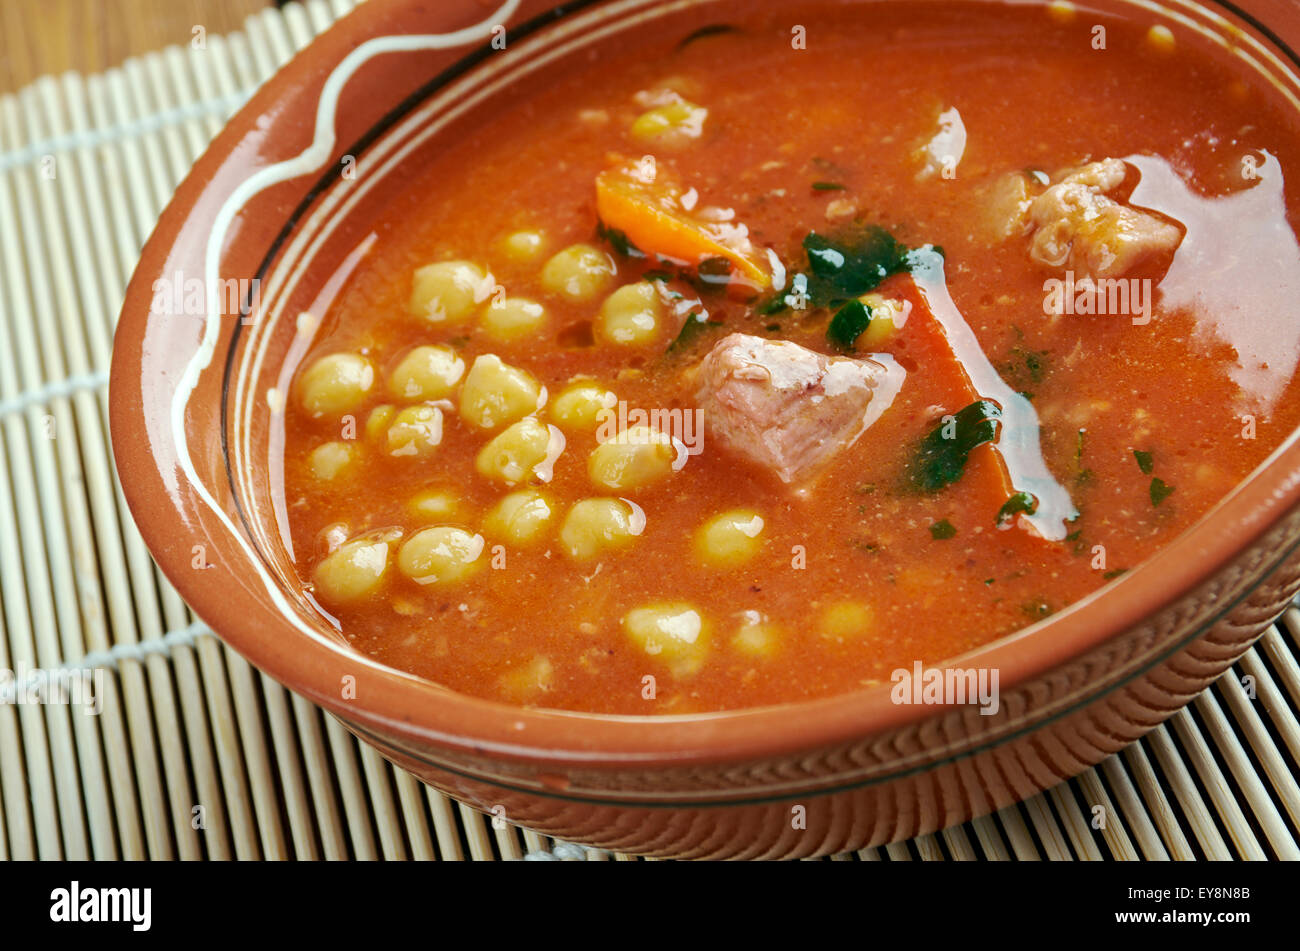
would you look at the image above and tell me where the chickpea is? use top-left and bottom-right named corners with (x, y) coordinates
top-left (500, 229), bottom-right (547, 264)
top-left (298, 353), bottom-right (375, 417)
top-left (314, 536), bottom-right (394, 604)
top-left (317, 522), bottom-right (350, 556)
top-left (1047, 0), bottom-right (1077, 25)
top-left (694, 510), bottom-right (766, 567)
top-left (820, 601), bottom-right (874, 641)
top-left (498, 656), bottom-right (554, 703)
top-left (559, 498), bottom-right (644, 561)
top-left (308, 441), bottom-right (360, 481)
top-left (540, 244), bottom-right (617, 302)
top-left (398, 526), bottom-right (485, 586)
top-left (388, 345), bottom-right (465, 401)
top-left (1146, 24), bottom-right (1176, 55)
top-left (385, 403), bottom-right (444, 457)
top-left (630, 98), bottom-right (708, 148)
top-left (476, 417), bottom-right (564, 485)
top-left (550, 381), bottom-right (617, 431)
top-left (459, 354), bottom-right (544, 430)
top-left (482, 297), bottom-right (547, 341)
top-left (622, 602), bottom-right (710, 676)
top-left (482, 489), bottom-right (556, 546)
top-left (365, 407), bottom-right (398, 449)
top-left (596, 282), bottom-right (664, 346)
top-left (588, 425), bottom-right (676, 492)
top-left (732, 611), bottom-right (781, 658)
top-left (407, 489), bottom-right (464, 521)
top-left (857, 294), bottom-right (910, 349)
top-left (408, 260), bottom-right (492, 324)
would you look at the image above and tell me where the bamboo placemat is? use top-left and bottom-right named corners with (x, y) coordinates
top-left (1, 0), bottom-right (1299, 862)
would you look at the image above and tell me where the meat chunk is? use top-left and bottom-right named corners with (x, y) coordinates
top-left (1026, 159), bottom-right (1182, 278)
top-left (696, 333), bottom-right (905, 484)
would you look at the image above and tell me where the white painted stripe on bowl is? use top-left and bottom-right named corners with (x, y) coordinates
top-left (170, 1), bottom-right (523, 657)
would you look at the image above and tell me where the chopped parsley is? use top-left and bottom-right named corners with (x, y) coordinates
top-left (1000, 344), bottom-right (1048, 387)
top-left (596, 220), bottom-right (642, 257)
top-left (827, 298), bottom-right (872, 351)
top-left (804, 225), bottom-right (911, 301)
top-left (910, 400), bottom-right (1001, 492)
top-left (1150, 477), bottom-right (1175, 506)
top-left (1074, 429), bottom-right (1093, 485)
top-left (1022, 599), bottom-right (1055, 619)
top-left (996, 491), bottom-right (1040, 527)
top-left (929, 519), bottom-right (957, 540)
top-left (1133, 449), bottom-right (1154, 474)
top-left (812, 181), bottom-right (847, 191)
top-left (666, 311), bottom-right (721, 353)
top-left (762, 224), bottom-right (915, 314)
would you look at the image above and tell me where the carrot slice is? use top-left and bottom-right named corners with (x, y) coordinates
top-left (885, 277), bottom-right (1052, 544)
top-left (595, 158), bottom-right (773, 290)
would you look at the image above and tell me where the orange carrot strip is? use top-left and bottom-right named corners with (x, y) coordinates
top-left (595, 159), bottom-right (772, 289)
top-left (887, 276), bottom-right (1051, 543)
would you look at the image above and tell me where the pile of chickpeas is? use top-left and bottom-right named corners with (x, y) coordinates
top-left (294, 89), bottom-right (804, 680)
top-left (294, 227), bottom-right (783, 671)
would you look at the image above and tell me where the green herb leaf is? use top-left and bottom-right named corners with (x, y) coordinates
top-left (1133, 449), bottom-right (1154, 474)
top-left (596, 220), bottom-right (643, 258)
top-left (812, 181), bottom-right (847, 191)
top-left (1150, 477), bottom-right (1175, 506)
top-left (827, 299), bottom-right (871, 351)
top-left (804, 225), bottom-right (910, 302)
top-left (1000, 344), bottom-right (1048, 387)
top-left (1022, 598), bottom-right (1054, 619)
top-left (929, 519), bottom-right (957, 540)
top-left (758, 272), bottom-right (810, 314)
top-left (1103, 568), bottom-right (1129, 580)
top-left (759, 226), bottom-right (930, 315)
top-left (997, 491), bottom-right (1039, 527)
top-left (666, 311), bottom-right (723, 354)
top-left (910, 400), bottom-right (1002, 492)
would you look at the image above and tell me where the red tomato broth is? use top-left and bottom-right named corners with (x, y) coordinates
top-left (278, 1), bottom-right (1300, 714)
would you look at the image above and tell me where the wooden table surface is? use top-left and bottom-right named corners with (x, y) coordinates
top-left (0, 0), bottom-right (272, 95)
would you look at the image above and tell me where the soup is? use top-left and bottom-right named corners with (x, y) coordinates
top-left (277, 0), bottom-right (1300, 714)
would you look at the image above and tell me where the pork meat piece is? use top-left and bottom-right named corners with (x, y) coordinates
top-left (1027, 158), bottom-right (1182, 279)
top-left (696, 333), bottom-right (905, 484)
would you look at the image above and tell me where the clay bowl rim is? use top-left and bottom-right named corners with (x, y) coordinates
top-left (110, 0), bottom-right (1300, 787)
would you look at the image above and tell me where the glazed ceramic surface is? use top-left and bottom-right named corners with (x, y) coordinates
top-left (111, 0), bottom-right (1300, 857)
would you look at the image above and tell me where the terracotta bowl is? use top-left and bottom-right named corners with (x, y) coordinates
top-left (110, 0), bottom-right (1300, 858)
